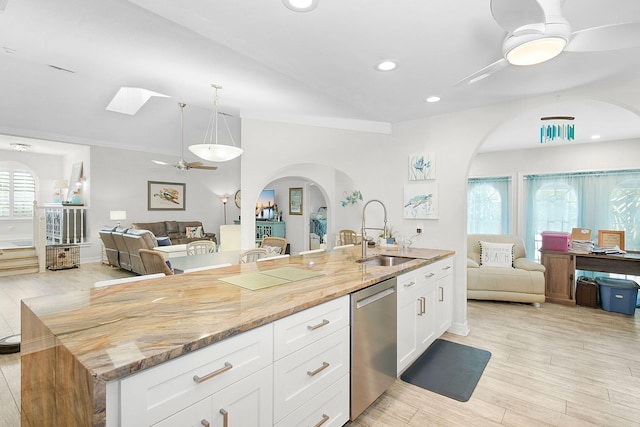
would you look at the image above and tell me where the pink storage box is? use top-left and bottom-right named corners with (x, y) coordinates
top-left (541, 231), bottom-right (570, 252)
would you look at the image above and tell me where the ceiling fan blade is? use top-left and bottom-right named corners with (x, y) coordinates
top-left (566, 21), bottom-right (640, 52)
top-left (186, 161), bottom-right (203, 167)
top-left (190, 164), bottom-right (218, 170)
top-left (490, 0), bottom-right (545, 33)
top-left (454, 58), bottom-right (508, 86)
top-left (152, 159), bottom-right (171, 166)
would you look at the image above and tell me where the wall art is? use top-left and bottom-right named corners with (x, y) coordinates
top-left (148, 181), bottom-right (186, 211)
top-left (404, 182), bottom-right (438, 219)
top-left (408, 152), bottom-right (436, 180)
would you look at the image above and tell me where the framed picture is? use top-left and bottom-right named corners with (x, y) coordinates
top-left (597, 230), bottom-right (624, 250)
top-left (289, 187), bottom-right (303, 215)
top-left (148, 181), bottom-right (186, 211)
top-left (408, 152), bottom-right (436, 181)
top-left (403, 182), bottom-right (438, 219)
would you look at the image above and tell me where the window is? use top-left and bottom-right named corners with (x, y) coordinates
top-left (0, 168), bottom-right (36, 218)
top-left (467, 177), bottom-right (510, 234)
top-left (524, 170), bottom-right (640, 259)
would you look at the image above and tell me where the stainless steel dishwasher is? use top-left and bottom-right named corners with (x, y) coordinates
top-left (350, 277), bottom-right (397, 420)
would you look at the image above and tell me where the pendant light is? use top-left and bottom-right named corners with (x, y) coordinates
top-left (188, 84), bottom-right (243, 162)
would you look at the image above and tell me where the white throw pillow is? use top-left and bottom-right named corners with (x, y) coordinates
top-left (479, 241), bottom-right (514, 268)
top-left (185, 226), bottom-right (204, 238)
top-left (263, 245), bottom-right (282, 256)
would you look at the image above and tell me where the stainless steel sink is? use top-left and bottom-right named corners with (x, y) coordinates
top-left (357, 255), bottom-right (414, 267)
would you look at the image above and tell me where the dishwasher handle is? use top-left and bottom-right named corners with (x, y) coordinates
top-left (355, 286), bottom-right (396, 309)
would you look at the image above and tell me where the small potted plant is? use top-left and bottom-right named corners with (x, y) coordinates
top-left (379, 227), bottom-right (395, 245)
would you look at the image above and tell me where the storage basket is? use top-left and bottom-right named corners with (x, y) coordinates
top-left (46, 244), bottom-right (80, 270)
top-left (576, 276), bottom-right (598, 308)
top-left (595, 277), bottom-right (638, 315)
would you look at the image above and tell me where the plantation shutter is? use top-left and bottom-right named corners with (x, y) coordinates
top-left (0, 171), bottom-right (9, 217)
top-left (12, 170), bottom-right (35, 217)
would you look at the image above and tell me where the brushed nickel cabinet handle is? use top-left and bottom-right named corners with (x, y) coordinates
top-left (307, 319), bottom-right (330, 330)
top-left (307, 361), bottom-right (330, 376)
top-left (442, 265), bottom-right (452, 270)
top-left (201, 419), bottom-right (210, 427)
top-left (417, 298), bottom-right (423, 316)
top-left (193, 362), bottom-right (232, 383)
top-left (425, 272), bottom-right (435, 278)
top-left (314, 414), bottom-right (330, 427)
top-left (439, 286), bottom-right (444, 302)
top-left (404, 281), bottom-right (416, 287)
top-left (220, 409), bottom-right (228, 427)
top-left (421, 296), bottom-right (426, 314)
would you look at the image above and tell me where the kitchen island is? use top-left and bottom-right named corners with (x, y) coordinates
top-left (21, 246), bottom-right (454, 426)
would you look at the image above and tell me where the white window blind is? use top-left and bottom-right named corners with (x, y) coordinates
top-left (0, 171), bottom-right (10, 217)
top-left (0, 169), bottom-right (35, 218)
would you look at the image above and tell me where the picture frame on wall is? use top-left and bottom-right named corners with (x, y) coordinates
top-left (148, 181), bottom-right (186, 211)
top-left (403, 182), bottom-right (438, 219)
top-left (289, 187), bottom-right (303, 215)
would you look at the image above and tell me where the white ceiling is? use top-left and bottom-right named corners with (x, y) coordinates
top-left (1, 0), bottom-right (640, 157)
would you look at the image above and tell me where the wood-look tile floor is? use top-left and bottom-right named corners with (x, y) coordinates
top-left (2, 264), bottom-right (639, 426)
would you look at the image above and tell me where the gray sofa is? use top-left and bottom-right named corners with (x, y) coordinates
top-left (467, 234), bottom-right (546, 304)
top-left (130, 220), bottom-right (216, 245)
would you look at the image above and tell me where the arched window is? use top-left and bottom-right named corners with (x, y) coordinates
top-left (0, 168), bottom-right (36, 218)
top-left (467, 177), bottom-right (510, 234)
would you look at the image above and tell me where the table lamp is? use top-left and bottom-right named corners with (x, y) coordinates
top-left (110, 210), bottom-right (127, 227)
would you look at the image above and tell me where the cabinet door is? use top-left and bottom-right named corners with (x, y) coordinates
top-left (416, 287), bottom-right (436, 354)
top-left (435, 273), bottom-right (453, 336)
top-left (154, 366), bottom-right (273, 427)
top-left (541, 251), bottom-right (575, 304)
top-left (397, 292), bottom-right (420, 374)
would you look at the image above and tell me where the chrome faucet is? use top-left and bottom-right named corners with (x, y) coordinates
top-left (361, 199), bottom-right (388, 259)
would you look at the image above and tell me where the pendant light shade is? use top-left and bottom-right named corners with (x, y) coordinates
top-left (188, 84), bottom-right (243, 162)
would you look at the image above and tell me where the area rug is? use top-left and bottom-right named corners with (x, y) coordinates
top-left (400, 339), bottom-right (491, 402)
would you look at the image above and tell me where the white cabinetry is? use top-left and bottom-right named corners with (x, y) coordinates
top-left (118, 324), bottom-right (273, 427)
top-left (397, 257), bottom-right (454, 374)
top-left (273, 296), bottom-right (350, 427)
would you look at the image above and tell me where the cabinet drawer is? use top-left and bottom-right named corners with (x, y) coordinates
top-left (275, 374), bottom-right (349, 427)
top-left (153, 366), bottom-right (273, 427)
top-left (274, 295), bottom-right (349, 360)
top-left (274, 326), bottom-right (350, 422)
top-left (397, 271), bottom-right (421, 302)
top-left (120, 324), bottom-right (273, 427)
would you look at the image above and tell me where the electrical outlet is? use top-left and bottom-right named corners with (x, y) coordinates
top-left (416, 225), bottom-right (423, 234)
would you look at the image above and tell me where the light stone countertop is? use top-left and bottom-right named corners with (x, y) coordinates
top-left (22, 246), bottom-right (454, 383)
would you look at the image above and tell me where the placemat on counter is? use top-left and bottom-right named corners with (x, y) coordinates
top-left (219, 273), bottom-right (290, 290)
top-left (261, 266), bottom-right (323, 281)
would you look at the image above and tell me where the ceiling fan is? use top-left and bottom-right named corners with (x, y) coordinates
top-left (456, 0), bottom-right (640, 86)
top-left (152, 102), bottom-right (218, 171)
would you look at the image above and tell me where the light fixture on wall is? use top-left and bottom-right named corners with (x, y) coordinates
top-left (53, 180), bottom-right (69, 203)
top-left (188, 84), bottom-right (243, 162)
top-left (219, 194), bottom-right (230, 225)
top-left (109, 210), bottom-right (127, 227)
top-left (540, 115), bottom-right (575, 144)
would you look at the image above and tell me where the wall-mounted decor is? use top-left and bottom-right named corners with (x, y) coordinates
top-left (408, 152), bottom-right (436, 181)
top-left (404, 183), bottom-right (438, 219)
top-left (341, 190), bottom-right (363, 207)
top-left (148, 181), bottom-right (186, 211)
top-left (289, 187), bottom-right (303, 215)
top-left (597, 230), bottom-right (624, 250)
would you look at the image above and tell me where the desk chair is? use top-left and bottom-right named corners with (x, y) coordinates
top-left (186, 240), bottom-right (217, 255)
top-left (139, 249), bottom-right (174, 275)
top-left (240, 248), bottom-right (268, 263)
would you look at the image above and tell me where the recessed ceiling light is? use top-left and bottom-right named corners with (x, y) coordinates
top-left (10, 143), bottom-right (30, 152)
top-left (282, 0), bottom-right (319, 12)
top-left (375, 60), bottom-right (397, 72)
top-left (425, 96), bottom-right (441, 103)
top-left (591, 134), bottom-right (601, 140)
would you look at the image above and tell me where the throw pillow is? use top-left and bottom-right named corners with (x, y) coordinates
top-left (479, 241), bottom-right (514, 268)
top-left (185, 226), bottom-right (204, 238)
top-left (263, 245), bottom-right (282, 256)
top-left (156, 236), bottom-right (172, 246)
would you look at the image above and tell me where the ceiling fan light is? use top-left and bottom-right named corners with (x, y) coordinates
top-left (505, 36), bottom-right (567, 66)
top-left (188, 144), bottom-right (243, 162)
top-left (282, 0), bottom-right (318, 12)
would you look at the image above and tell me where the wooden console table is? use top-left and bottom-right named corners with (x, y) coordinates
top-left (540, 250), bottom-right (640, 305)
